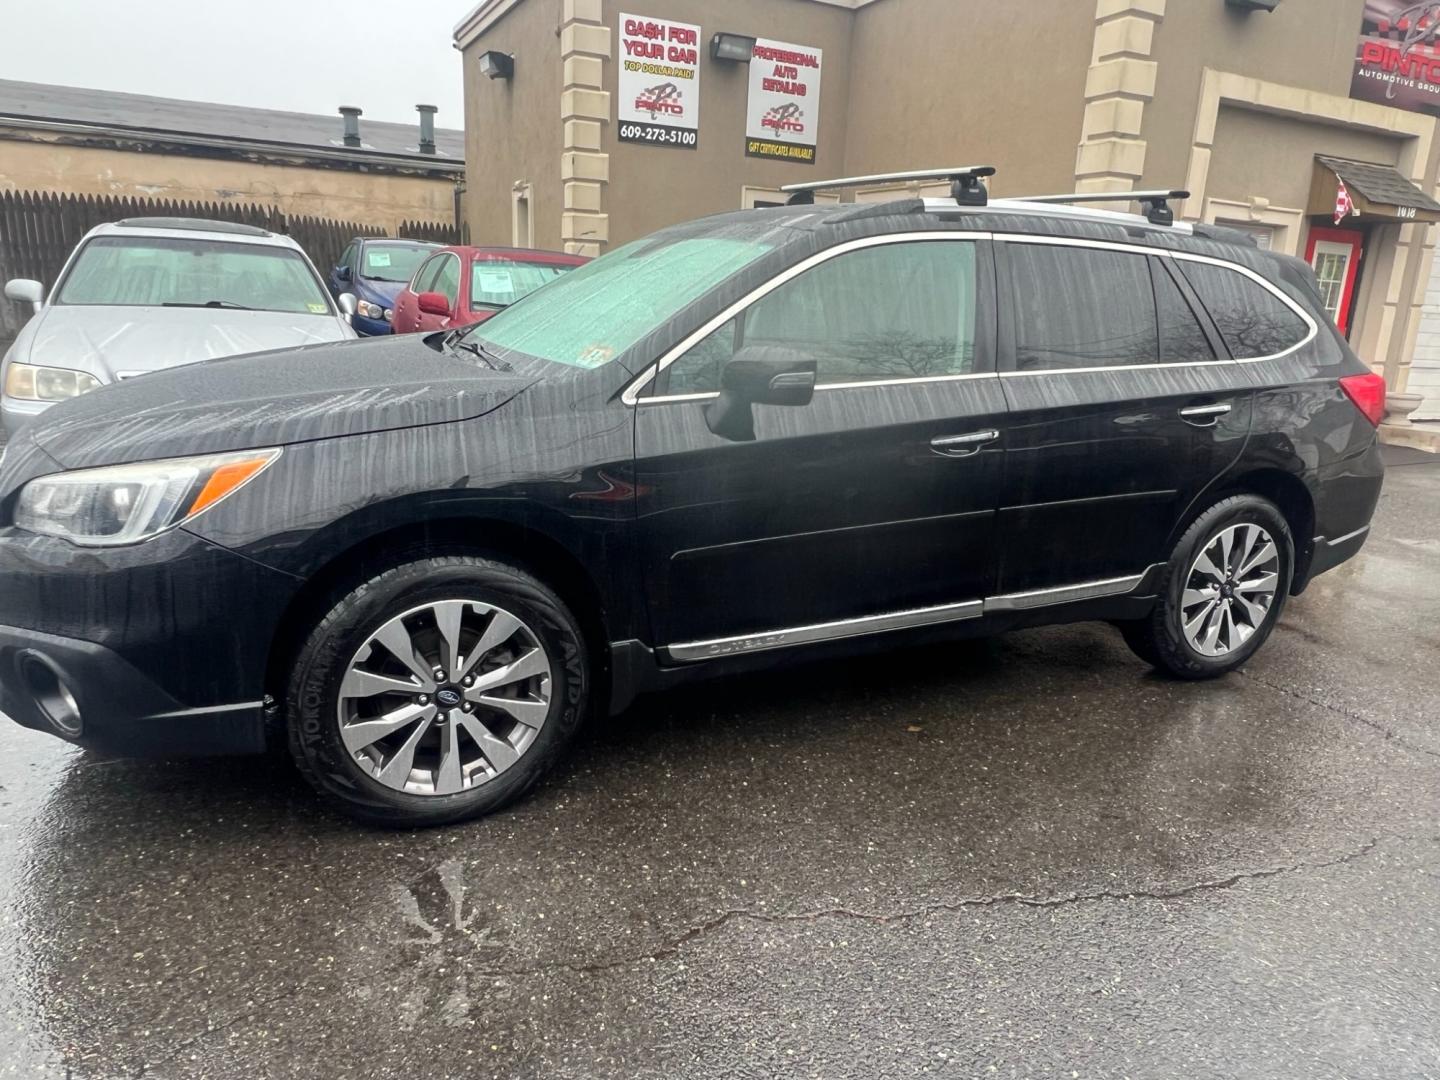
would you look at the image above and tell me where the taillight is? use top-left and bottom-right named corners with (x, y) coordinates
top-left (1338, 372), bottom-right (1386, 427)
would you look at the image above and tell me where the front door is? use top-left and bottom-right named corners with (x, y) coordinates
top-left (635, 235), bottom-right (1008, 657)
top-left (992, 239), bottom-right (1255, 597)
top-left (1306, 226), bottom-right (1364, 337)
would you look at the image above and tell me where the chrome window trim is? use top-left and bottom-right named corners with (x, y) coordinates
top-left (621, 231), bottom-right (993, 406)
top-left (994, 234), bottom-right (1319, 371)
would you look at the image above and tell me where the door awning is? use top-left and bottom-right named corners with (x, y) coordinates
top-left (1310, 157), bottom-right (1440, 225)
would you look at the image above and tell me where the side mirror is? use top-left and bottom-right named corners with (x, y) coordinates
top-left (335, 265), bottom-right (352, 283)
top-left (418, 291), bottom-right (451, 317)
top-left (705, 346), bottom-right (816, 441)
top-left (4, 278), bottom-right (44, 315)
top-left (337, 293), bottom-right (358, 323)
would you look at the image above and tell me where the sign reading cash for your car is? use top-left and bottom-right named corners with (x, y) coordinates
top-left (746, 37), bottom-right (823, 164)
top-left (618, 14), bottom-right (701, 149)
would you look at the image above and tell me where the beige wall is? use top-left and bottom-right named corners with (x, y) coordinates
top-left (843, 0), bottom-right (1093, 198)
top-left (0, 130), bottom-right (458, 233)
top-left (461, 0), bottom-right (566, 248)
top-left (1143, 0), bottom-right (1368, 190)
top-left (598, 0), bottom-right (855, 243)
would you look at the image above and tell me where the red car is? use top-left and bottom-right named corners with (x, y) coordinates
top-left (390, 246), bottom-right (588, 334)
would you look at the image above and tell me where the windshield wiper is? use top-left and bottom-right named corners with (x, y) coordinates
top-left (162, 299), bottom-right (254, 310)
top-left (446, 331), bottom-right (512, 372)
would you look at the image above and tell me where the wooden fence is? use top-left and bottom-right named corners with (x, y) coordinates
top-left (0, 191), bottom-right (461, 342)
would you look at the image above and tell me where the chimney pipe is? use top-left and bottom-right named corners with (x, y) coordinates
top-left (339, 106), bottom-right (363, 148)
top-left (417, 104), bottom-right (438, 155)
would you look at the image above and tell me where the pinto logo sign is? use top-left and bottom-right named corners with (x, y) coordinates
top-left (618, 14), bottom-right (700, 149)
top-left (1351, 1), bottom-right (1440, 117)
top-left (745, 37), bottom-right (823, 164)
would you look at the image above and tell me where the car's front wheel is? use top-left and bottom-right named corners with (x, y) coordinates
top-left (1119, 494), bottom-right (1294, 679)
top-left (286, 555), bottom-right (588, 827)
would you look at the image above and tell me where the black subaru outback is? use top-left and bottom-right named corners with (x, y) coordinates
top-left (0, 170), bottom-right (1385, 826)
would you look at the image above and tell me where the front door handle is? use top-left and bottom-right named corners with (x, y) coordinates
top-left (1179, 402), bottom-right (1232, 426)
top-left (931, 429), bottom-right (999, 457)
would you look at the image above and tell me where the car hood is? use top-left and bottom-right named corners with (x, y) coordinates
top-left (28, 334), bottom-right (537, 470)
top-left (25, 305), bottom-right (352, 380)
top-left (357, 279), bottom-right (407, 305)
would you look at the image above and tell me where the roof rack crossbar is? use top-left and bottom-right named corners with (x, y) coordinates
top-left (780, 166), bottom-right (996, 208)
top-left (1014, 188), bottom-right (1190, 227)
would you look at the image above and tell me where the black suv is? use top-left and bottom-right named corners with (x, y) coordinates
top-left (0, 171), bottom-right (1385, 826)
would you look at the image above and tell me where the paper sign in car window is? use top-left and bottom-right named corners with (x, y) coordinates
top-left (307, 302), bottom-right (328, 314)
top-left (367, 251), bottom-right (393, 268)
top-left (477, 271), bottom-right (514, 294)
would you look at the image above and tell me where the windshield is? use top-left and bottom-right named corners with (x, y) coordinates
top-left (472, 235), bottom-right (777, 369)
top-left (57, 235), bottom-right (333, 315)
top-left (361, 242), bottom-right (433, 283)
top-left (470, 260), bottom-right (574, 311)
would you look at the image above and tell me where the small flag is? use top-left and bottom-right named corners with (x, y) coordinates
top-left (1334, 180), bottom-right (1355, 225)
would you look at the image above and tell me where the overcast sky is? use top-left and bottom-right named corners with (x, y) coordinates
top-left (4, 0), bottom-right (468, 127)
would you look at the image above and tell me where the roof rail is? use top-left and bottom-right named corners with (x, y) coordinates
top-left (780, 166), bottom-right (996, 208)
top-left (1014, 189), bottom-right (1189, 227)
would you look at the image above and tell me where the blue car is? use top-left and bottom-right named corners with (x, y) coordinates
top-left (328, 238), bottom-right (439, 336)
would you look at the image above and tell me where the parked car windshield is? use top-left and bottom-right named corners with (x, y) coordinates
top-left (470, 260), bottom-right (574, 312)
top-left (360, 242), bottom-right (433, 284)
top-left (57, 235), bottom-right (334, 315)
top-left (471, 235), bottom-right (777, 369)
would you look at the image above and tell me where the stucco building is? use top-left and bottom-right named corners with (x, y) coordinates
top-left (455, 0), bottom-right (1440, 436)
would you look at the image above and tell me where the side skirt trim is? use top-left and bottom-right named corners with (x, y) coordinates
top-left (662, 567), bottom-right (1164, 663)
top-left (665, 600), bottom-right (984, 662)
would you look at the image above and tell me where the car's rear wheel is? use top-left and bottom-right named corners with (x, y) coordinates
top-left (1118, 494), bottom-right (1293, 679)
top-left (286, 555), bottom-right (587, 827)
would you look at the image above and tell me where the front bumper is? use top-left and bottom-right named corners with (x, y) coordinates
top-left (0, 623), bottom-right (266, 755)
top-left (351, 313), bottom-right (392, 337)
top-left (1, 395), bottom-right (54, 434)
top-left (0, 526), bottom-right (300, 756)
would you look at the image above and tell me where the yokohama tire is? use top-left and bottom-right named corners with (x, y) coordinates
top-left (286, 556), bottom-right (588, 827)
top-left (1119, 494), bottom-right (1294, 680)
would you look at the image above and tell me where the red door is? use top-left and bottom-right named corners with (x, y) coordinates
top-left (1305, 226), bottom-right (1364, 336)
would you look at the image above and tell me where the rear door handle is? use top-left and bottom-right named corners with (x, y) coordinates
top-left (1179, 403), bottom-right (1232, 425)
top-left (931, 429), bottom-right (999, 457)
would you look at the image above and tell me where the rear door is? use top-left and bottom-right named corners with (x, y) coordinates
top-left (635, 233), bottom-right (1010, 657)
top-left (992, 238), bottom-right (1254, 598)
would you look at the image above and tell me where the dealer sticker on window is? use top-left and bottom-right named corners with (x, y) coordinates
top-left (307, 302), bottom-right (328, 314)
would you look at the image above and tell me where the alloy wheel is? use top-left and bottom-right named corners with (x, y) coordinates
top-left (336, 600), bottom-right (552, 796)
top-left (1179, 523), bottom-right (1281, 658)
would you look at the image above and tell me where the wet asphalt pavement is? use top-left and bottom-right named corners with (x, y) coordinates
top-left (0, 447), bottom-right (1437, 1079)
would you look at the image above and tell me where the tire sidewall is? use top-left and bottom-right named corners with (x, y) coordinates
top-left (1160, 495), bottom-right (1294, 675)
top-left (288, 558), bottom-right (587, 825)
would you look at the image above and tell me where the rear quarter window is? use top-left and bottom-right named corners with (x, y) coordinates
top-left (1176, 260), bottom-right (1311, 359)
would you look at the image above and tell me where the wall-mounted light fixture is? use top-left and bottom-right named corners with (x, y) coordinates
top-left (711, 32), bottom-right (757, 63)
top-left (1225, 0), bottom-right (1280, 11)
top-left (479, 51), bottom-right (515, 80)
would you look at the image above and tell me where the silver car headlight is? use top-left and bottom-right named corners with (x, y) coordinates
top-left (15, 448), bottom-right (281, 547)
top-left (4, 362), bottom-right (102, 401)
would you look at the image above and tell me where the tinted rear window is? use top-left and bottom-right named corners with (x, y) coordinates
top-left (1154, 261), bottom-right (1216, 364)
top-left (1177, 261), bottom-right (1310, 359)
top-left (1010, 245), bottom-right (1156, 371)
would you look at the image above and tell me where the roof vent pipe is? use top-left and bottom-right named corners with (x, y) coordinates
top-left (339, 106), bottom-right (362, 147)
top-left (417, 104), bottom-right (438, 154)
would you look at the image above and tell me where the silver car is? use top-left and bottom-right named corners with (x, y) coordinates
top-left (1, 217), bottom-right (357, 433)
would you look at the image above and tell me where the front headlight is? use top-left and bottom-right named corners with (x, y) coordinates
top-left (356, 300), bottom-right (385, 320)
top-left (15, 449), bottom-right (282, 547)
top-left (4, 363), bottom-right (102, 401)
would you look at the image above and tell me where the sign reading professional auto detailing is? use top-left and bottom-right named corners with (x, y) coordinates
top-left (745, 37), bottom-right (822, 164)
top-left (1351, 1), bottom-right (1440, 117)
top-left (618, 13), bottom-right (701, 149)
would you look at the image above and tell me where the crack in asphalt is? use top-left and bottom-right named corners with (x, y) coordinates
top-left (463, 832), bottom-right (1435, 981)
top-left (1237, 668), bottom-right (1440, 761)
top-left (132, 983), bottom-right (309, 1079)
